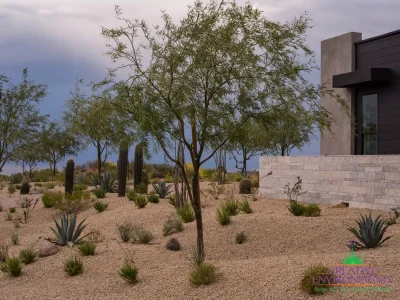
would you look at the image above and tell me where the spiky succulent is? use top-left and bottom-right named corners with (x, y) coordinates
top-left (348, 213), bottom-right (392, 249)
top-left (97, 172), bottom-right (116, 193)
top-left (152, 181), bottom-right (172, 198)
top-left (50, 212), bottom-right (90, 246)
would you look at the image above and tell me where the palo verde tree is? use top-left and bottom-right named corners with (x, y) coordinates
top-left (0, 68), bottom-right (48, 174)
top-left (39, 122), bottom-right (79, 180)
top-left (101, 0), bottom-right (346, 263)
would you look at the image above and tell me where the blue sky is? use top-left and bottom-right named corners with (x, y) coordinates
top-left (1, 0), bottom-right (399, 174)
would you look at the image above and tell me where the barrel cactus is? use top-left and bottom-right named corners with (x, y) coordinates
top-left (118, 147), bottom-right (129, 197)
top-left (239, 178), bottom-right (252, 194)
top-left (65, 159), bottom-right (75, 194)
top-left (20, 180), bottom-right (30, 195)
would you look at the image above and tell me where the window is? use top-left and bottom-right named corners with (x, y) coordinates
top-left (361, 94), bottom-right (378, 154)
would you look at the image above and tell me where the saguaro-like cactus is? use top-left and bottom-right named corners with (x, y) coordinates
top-left (118, 147), bottom-right (129, 197)
top-left (65, 159), bottom-right (75, 194)
top-left (134, 143), bottom-right (144, 186)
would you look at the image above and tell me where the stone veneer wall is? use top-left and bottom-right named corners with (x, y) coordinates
top-left (259, 155), bottom-right (400, 211)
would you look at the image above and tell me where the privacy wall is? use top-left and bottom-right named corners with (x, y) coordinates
top-left (259, 155), bottom-right (400, 211)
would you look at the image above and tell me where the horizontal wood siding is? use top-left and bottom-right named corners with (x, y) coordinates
top-left (355, 31), bottom-right (400, 154)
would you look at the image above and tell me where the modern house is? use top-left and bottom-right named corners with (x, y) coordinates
top-left (320, 30), bottom-right (400, 156)
top-left (259, 30), bottom-right (400, 211)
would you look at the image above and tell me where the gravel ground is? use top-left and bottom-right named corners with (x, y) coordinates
top-left (0, 184), bottom-right (399, 300)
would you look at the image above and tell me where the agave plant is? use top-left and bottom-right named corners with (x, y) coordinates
top-left (97, 172), bottom-right (116, 193)
top-left (152, 181), bottom-right (172, 198)
top-left (348, 213), bottom-right (392, 249)
top-left (50, 212), bottom-right (90, 246)
top-left (90, 174), bottom-right (101, 186)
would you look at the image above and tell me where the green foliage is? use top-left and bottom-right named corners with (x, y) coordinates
top-left (10, 173), bottom-right (23, 184)
top-left (176, 205), bottom-right (195, 223)
top-left (118, 260), bottom-right (138, 284)
top-left (300, 265), bottom-right (331, 295)
top-left (152, 181), bottom-right (173, 198)
top-left (77, 241), bottom-right (96, 256)
top-left (54, 190), bottom-right (91, 214)
top-left (147, 194), bottom-right (159, 204)
top-left (118, 222), bottom-right (134, 242)
top-left (0, 256), bottom-right (22, 277)
top-left (303, 203), bottom-right (321, 217)
top-left (134, 183), bottom-right (148, 194)
top-left (126, 189), bottom-right (137, 201)
top-left (64, 256), bottom-right (84, 276)
top-left (15, 184), bottom-right (21, 190)
top-left (150, 178), bottom-right (160, 184)
top-left (8, 207), bottom-right (16, 213)
top-left (42, 191), bottom-right (63, 208)
top-left (168, 195), bottom-right (177, 207)
top-left (216, 207), bottom-right (231, 226)
top-left (133, 194), bottom-right (148, 208)
top-left (348, 213), bottom-right (392, 249)
top-left (163, 217), bottom-right (184, 236)
top-left (8, 184), bottom-right (16, 195)
top-left (223, 200), bottom-right (240, 216)
top-left (165, 174), bottom-right (174, 183)
top-left (251, 177), bottom-right (259, 188)
top-left (239, 178), bottom-right (251, 194)
top-left (238, 199), bottom-right (253, 214)
top-left (288, 201), bottom-right (306, 216)
top-left (20, 181), bottom-right (30, 195)
top-left (90, 174), bottom-right (101, 187)
top-left (46, 182), bottom-right (56, 189)
top-left (97, 172), bottom-right (116, 193)
top-left (235, 232), bottom-right (247, 244)
top-left (93, 188), bottom-right (106, 199)
top-left (131, 226), bottom-right (154, 244)
top-left (65, 159), bottom-right (75, 194)
top-left (19, 248), bottom-right (37, 264)
top-left (93, 201), bottom-right (108, 212)
top-left (34, 183), bottom-right (42, 187)
top-left (73, 184), bottom-right (88, 191)
top-left (166, 238), bottom-right (181, 251)
top-left (50, 212), bottom-right (90, 246)
top-left (190, 263), bottom-right (218, 286)
top-left (11, 233), bottom-right (19, 245)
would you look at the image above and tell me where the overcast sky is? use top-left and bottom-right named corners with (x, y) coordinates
top-left (1, 0), bottom-right (399, 174)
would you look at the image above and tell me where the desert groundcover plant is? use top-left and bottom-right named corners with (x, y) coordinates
top-left (64, 256), bottom-right (84, 276)
top-left (19, 248), bottom-right (37, 264)
top-left (50, 212), bottom-right (91, 246)
top-left (163, 216), bottom-right (184, 237)
top-left (152, 181), bottom-right (172, 198)
top-left (0, 256), bottom-right (23, 277)
top-left (348, 213), bottom-right (392, 249)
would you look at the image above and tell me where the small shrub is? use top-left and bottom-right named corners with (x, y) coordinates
top-left (190, 263), bottom-right (218, 286)
top-left (131, 226), bottom-right (154, 244)
top-left (288, 201), bottom-right (306, 216)
top-left (42, 191), bottom-right (63, 208)
top-left (348, 213), bottom-right (391, 249)
top-left (20, 181), bottom-right (30, 195)
top-left (166, 238), bottom-right (181, 251)
top-left (8, 184), bottom-right (16, 195)
top-left (11, 233), bottom-right (19, 245)
top-left (77, 241), bottom-right (96, 256)
top-left (0, 256), bottom-right (22, 277)
top-left (239, 199), bottom-right (253, 214)
top-left (73, 184), bottom-right (88, 191)
top-left (216, 207), bottom-right (230, 225)
top-left (224, 200), bottom-right (239, 216)
top-left (134, 183), bottom-right (148, 194)
top-left (46, 182), bottom-right (56, 189)
top-left (176, 205), bottom-right (195, 223)
top-left (239, 178), bottom-right (251, 194)
top-left (133, 194), bottom-right (148, 208)
top-left (54, 190), bottom-right (91, 214)
top-left (34, 183), bottom-right (42, 187)
top-left (119, 260), bottom-right (138, 284)
top-left (126, 189), bottom-right (136, 201)
top-left (148, 194), bottom-right (159, 204)
top-left (118, 222), bottom-right (134, 242)
top-left (150, 178), bottom-right (160, 184)
top-left (251, 177), bottom-right (259, 188)
top-left (168, 195), bottom-right (177, 207)
top-left (93, 188), bottom-right (106, 199)
top-left (235, 232), bottom-right (247, 244)
top-left (64, 256), bottom-right (84, 276)
top-left (15, 184), bottom-right (21, 190)
top-left (284, 176), bottom-right (307, 201)
top-left (165, 174), bottom-right (174, 183)
top-left (19, 248), bottom-right (37, 264)
top-left (304, 204), bottom-right (321, 217)
top-left (9, 207), bottom-right (16, 214)
top-left (163, 217), bottom-right (184, 236)
top-left (93, 201), bottom-right (108, 213)
top-left (300, 265), bottom-right (332, 295)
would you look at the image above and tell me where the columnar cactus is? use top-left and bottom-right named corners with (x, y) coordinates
top-left (118, 147), bottom-right (129, 197)
top-left (134, 143), bottom-right (144, 186)
top-left (65, 159), bottom-right (75, 194)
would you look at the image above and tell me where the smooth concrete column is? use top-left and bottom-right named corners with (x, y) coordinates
top-left (320, 32), bottom-right (362, 155)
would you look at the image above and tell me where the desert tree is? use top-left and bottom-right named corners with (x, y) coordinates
top-left (0, 68), bottom-right (48, 174)
top-left (39, 122), bottom-right (79, 180)
top-left (101, 0), bottom-right (346, 262)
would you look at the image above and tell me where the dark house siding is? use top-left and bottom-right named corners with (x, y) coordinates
top-left (354, 31), bottom-right (400, 154)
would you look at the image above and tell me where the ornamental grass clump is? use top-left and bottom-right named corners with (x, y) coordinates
top-left (238, 199), bottom-right (253, 214)
top-left (77, 241), bottom-right (96, 256)
top-left (176, 205), bottom-right (195, 223)
top-left (119, 260), bottom-right (139, 284)
top-left (64, 256), bottom-right (84, 276)
top-left (93, 200), bottom-right (108, 212)
top-left (0, 256), bottom-right (22, 277)
top-left (19, 248), bottom-right (37, 264)
top-left (163, 217), bottom-right (184, 236)
top-left (216, 207), bottom-right (230, 226)
top-left (300, 264), bottom-right (332, 295)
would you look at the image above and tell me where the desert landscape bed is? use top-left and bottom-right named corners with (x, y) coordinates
top-left (0, 183), bottom-right (399, 300)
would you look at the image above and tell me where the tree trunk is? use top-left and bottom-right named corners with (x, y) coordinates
top-left (117, 147), bottom-right (129, 197)
top-left (281, 146), bottom-right (285, 156)
top-left (242, 151), bottom-right (247, 177)
top-left (97, 140), bottom-right (102, 175)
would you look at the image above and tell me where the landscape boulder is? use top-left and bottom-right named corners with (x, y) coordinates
top-left (31, 238), bottom-right (59, 257)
